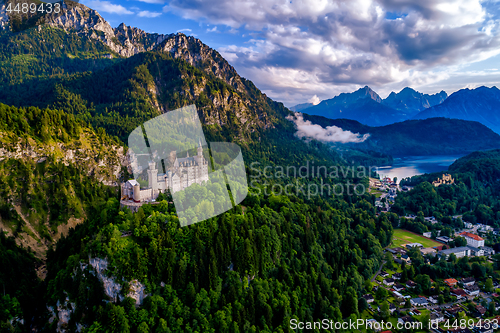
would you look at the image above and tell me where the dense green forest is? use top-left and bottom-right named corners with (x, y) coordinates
top-left (40, 187), bottom-right (393, 332)
top-left (2, 7), bottom-right (500, 332)
top-left (0, 103), bottom-right (122, 256)
top-left (0, 25), bottom-right (121, 90)
top-left (393, 150), bottom-right (500, 228)
top-left (0, 232), bottom-right (43, 332)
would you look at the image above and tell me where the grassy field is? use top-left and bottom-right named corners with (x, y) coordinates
top-left (391, 229), bottom-right (442, 248)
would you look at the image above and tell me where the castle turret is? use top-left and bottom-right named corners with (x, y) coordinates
top-left (133, 184), bottom-right (140, 202)
top-left (195, 138), bottom-right (203, 165)
top-left (147, 161), bottom-right (158, 191)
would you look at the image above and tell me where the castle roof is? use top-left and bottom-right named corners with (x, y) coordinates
top-left (126, 179), bottom-right (139, 186)
top-left (177, 156), bottom-right (199, 165)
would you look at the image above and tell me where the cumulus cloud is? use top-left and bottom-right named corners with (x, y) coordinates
top-left (287, 113), bottom-right (370, 143)
top-left (162, 0), bottom-right (500, 106)
top-left (82, 0), bottom-right (133, 14)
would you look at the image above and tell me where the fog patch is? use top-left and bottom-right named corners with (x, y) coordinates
top-left (287, 113), bottom-right (370, 143)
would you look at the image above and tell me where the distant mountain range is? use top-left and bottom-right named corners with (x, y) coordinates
top-left (300, 114), bottom-right (500, 156)
top-left (295, 85), bottom-right (500, 134)
top-left (293, 86), bottom-right (447, 126)
top-left (383, 87), bottom-right (447, 117)
top-left (413, 86), bottom-right (500, 133)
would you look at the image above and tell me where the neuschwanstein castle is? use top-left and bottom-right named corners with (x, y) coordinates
top-left (121, 141), bottom-right (209, 203)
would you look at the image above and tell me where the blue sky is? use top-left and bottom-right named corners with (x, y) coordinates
top-left (81, 0), bottom-right (500, 107)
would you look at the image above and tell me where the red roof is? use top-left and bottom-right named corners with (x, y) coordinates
top-left (459, 232), bottom-right (484, 241)
top-left (451, 288), bottom-right (467, 296)
top-left (444, 278), bottom-right (458, 286)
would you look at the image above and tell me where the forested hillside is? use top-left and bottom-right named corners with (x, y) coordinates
top-left (302, 114), bottom-right (500, 156)
top-left (394, 150), bottom-right (500, 228)
top-left (2, 2), bottom-right (499, 332)
top-left (42, 188), bottom-right (393, 332)
top-left (0, 103), bottom-right (123, 259)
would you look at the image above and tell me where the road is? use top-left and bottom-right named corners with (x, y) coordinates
top-left (371, 260), bottom-right (387, 282)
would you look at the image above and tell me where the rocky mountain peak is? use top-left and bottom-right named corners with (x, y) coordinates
top-left (41, 3), bottom-right (171, 57)
top-left (40, 3), bottom-right (244, 90)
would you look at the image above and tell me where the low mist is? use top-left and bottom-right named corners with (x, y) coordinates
top-left (287, 113), bottom-right (370, 143)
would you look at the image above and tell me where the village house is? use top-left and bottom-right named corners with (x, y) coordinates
top-left (445, 305), bottom-right (464, 318)
top-left (410, 297), bottom-right (428, 307)
top-left (380, 271), bottom-right (389, 277)
top-left (436, 236), bottom-right (453, 243)
top-left (398, 316), bottom-right (415, 326)
top-left (406, 280), bottom-right (417, 288)
top-left (429, 296), bottom-right (439, 304)
top-left (401, 254), bottom-right (411, 263)
top-left (465, 285), bottom-right (480, 296)
top-left (393, 283), bottom-right (405, 292)
top-left (451, 288), bottom-right (467, 299)
top-left (462, 277), bottom-right (475, 287)
top-left (430, 311), bottom-right (445, 323)
top-left (475, 304), bottom-right (487, 317)
top-left (362, 294), bottom-right (374, 303)
top-left (444, 278), bottom-right (458, 287)
top-left (383, 278), bottom-right (395, 286)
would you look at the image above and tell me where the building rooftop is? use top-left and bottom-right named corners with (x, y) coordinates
top-left (411, 297), bottom-right (428, 305)
top-left (451, 288), bottom-right (467, 297)
top-left (459, 232), bottom-right (484, 241)
top-left (439, 246), bottom-right (470, 255)
top-left (444, 278), bottom-right (458, 285)
top-left (465, 285), bottom-right (479, 291)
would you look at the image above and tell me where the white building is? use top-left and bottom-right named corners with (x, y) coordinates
top-left (121, 141), bottom-right (209, 203)
top-left (459, 232), bottom-right (485, 248)
top-left (438, 246), bottom-right (471, 259)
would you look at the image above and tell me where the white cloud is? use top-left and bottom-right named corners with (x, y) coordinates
top-left (82, 0), bottom-right (133, 14)
top-left (308, 95), bottom-right (321, 105)
top-left (176, 28), bottom-right (192, 33)
top-left (137, 10), bottom-right (162, 18)
top-left (158, 0), bottom-right (500, 105)
top-left (287, 113), bottom-right (370, 143)
top-left (135, 0), bottom-right (166, 3)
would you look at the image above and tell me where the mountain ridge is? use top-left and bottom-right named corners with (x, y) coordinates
top-left (413, 86), bottom-right (500, 133)
top-left (292, 86), bottom-right (449, 126)
top-left (300, 113), bottom-right (500, 156)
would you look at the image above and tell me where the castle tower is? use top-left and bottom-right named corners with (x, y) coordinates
top-left (147, 161), bottom-right (158, 192)
top-left (195, 138), bottom-right (203, 165)
top-left (133, 184), bottom-right (140, 202)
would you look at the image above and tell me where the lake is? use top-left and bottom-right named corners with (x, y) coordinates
top-left (375, 155), bottom-right (465, 183)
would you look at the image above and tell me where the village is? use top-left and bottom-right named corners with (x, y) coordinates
top-left (358, 230), bottom-right (500, 332)
top-left (360, 175), bottom-right (500, 332)
top-left (357, 223), bottom-right (500, 333)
